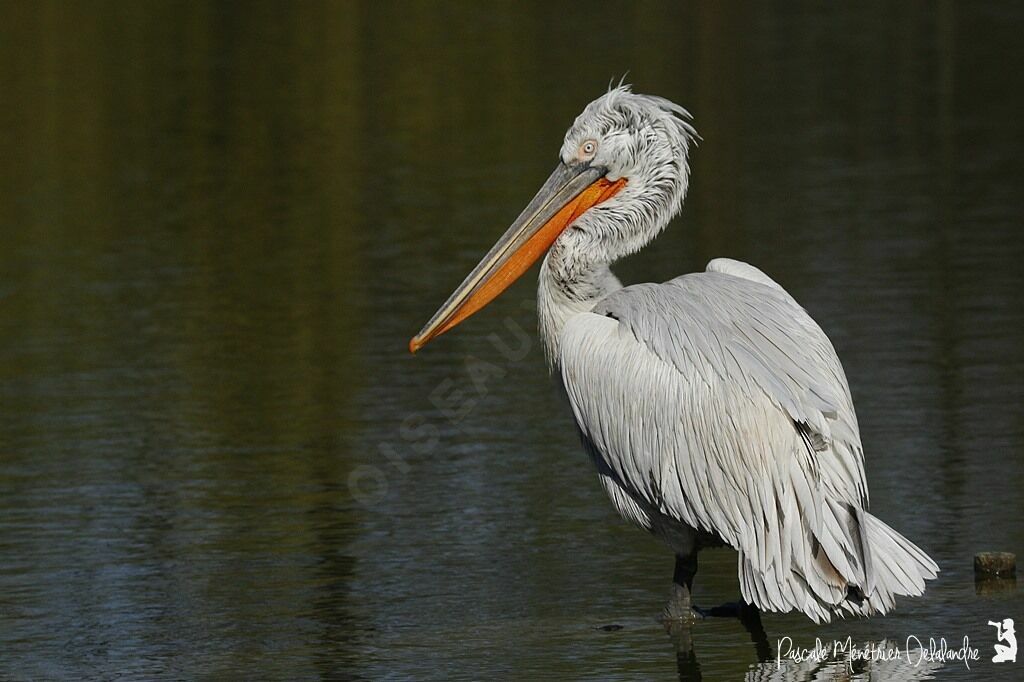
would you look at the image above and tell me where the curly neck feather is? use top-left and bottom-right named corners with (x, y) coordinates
top-left (537, 246), bottom-right (622, 372)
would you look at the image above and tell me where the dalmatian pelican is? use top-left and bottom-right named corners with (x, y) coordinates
top-left (409, 85), bottom-right (938, 622)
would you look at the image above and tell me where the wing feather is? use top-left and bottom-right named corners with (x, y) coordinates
top-left (558, 259), bottom-right (935, 620)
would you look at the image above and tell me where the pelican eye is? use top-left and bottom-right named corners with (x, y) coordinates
top-left (579, 140), bottom-right (598, 159)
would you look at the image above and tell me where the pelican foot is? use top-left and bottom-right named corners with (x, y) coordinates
top-left (662, 580), bottom-right (707, 623)
top-left (662, 605), bottom-right (707, 623)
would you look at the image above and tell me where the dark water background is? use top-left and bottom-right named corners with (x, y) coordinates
top-left (0, 2), bottom-right (1022, 679)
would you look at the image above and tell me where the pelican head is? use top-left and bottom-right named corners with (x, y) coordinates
top-left (410, 85), bottom-right (698, 353)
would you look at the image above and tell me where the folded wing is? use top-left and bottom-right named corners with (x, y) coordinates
top-left (559, 259), bottom-right (937, 621)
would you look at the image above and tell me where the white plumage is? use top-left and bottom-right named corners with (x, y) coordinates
top-left (412, 84), bottom-right (938, 622)
top-left (558, 259), bottom-right (937, 622)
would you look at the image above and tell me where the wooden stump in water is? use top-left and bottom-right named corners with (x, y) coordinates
top-left (974, 552), bottom-right (1016, 596)
top-left (974, 551), bottom-right (1016, 578)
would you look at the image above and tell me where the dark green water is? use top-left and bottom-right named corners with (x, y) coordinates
top-left (1, 2), bottom-right (1022, 679)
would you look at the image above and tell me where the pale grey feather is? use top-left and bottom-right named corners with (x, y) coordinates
top-left (415, 84), bottom-right (938, 623)
top-left (559, 259), bottom-right (938, 622)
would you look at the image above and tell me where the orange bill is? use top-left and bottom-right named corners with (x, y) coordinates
top-left (410, 163), bottom-right (626, 353)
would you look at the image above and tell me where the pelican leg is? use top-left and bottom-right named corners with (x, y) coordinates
top-left (663, 553), bottom-right (703, 622)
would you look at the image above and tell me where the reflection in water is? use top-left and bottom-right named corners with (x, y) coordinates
top-left (0, 2), bottom-right (368, 678)
top-left (0, 1), bottom-right (1022, 679)
top-left (743, 639), bottom-right (941, 682)
top-left (673, 621), bottom-right (943, 682)
top-left (974, 576), bottom-right (1017, 597)
top-left (672, 608), bottom-right (773, 681)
